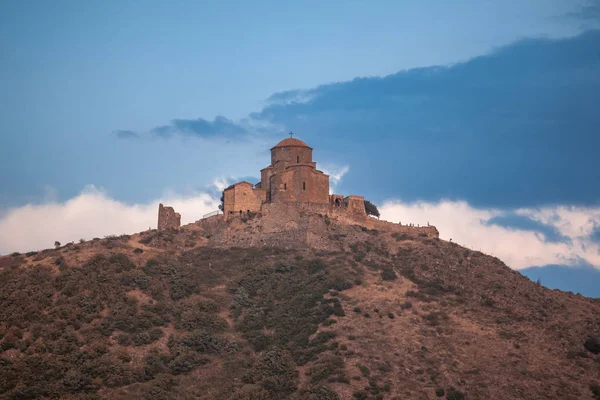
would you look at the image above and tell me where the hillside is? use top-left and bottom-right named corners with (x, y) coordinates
top-left (1, 211), bottom-right (600, 400)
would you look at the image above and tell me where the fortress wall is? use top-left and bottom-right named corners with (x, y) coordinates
top-left (367, 219), bottom-right (439, 238)
top-left (346, 195), bottom-right (367, 218)
top-left (260, 201), bottom-right (439, 238)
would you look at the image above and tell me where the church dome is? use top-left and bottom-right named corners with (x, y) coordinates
top-left (273, 137), bottom-right (310, 148)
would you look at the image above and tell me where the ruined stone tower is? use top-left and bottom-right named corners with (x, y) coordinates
top-left (157, 203), bottom-right (181, 230)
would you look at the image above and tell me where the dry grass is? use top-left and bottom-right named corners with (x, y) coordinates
top-left (0, 217), bottom-right (599, 399)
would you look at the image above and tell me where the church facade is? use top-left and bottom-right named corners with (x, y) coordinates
top-left (222, 137), bottom-right (365, 218)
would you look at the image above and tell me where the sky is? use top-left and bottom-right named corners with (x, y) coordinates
top-left (1, 1), bottom-right (600, 296)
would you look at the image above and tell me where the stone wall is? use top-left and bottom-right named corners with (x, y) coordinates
top-left (260, 200), bottom-right (439, 238)
top-left (158, 203), bottom-right (181, 230)
top-left (260, 166), bottom-right (275, 201)
top-left (270, 166), bottom-right (330, 204)
top-left (346, 195), bottom-right (367, 218)
top-left (366, 219), bottom-right (439, 238)
top-left (223, 182), bottom-right (265, 218)
top-left (330, 194), bottom-right (345, 208)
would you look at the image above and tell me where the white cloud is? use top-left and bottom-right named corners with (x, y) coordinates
top-left (0, 185), bottom-right (219, 254)
top-left (380, 199), bottom-right (600, 270)
top-left (3, 188), bottom-right (599, 272)
top-left (210, 177), bottom-right (235, 192)
top-left (320, 164), bottom-right (350, 194)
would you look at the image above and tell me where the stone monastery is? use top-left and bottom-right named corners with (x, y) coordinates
top-left (157, 135), bottom-right (439, 240)
top-left (221, 136), bottom-right (366, 219)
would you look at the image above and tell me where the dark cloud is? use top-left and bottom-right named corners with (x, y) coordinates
top-left (566, 0), bottom-right (600, 22)
top-left (150, 116), bottom-right (246, 138)
top-left (520, 263), bottom-right (600, 298)
top-left (485, 214), bottom-right (570, 244)
top-left (251, 30), bottom-right (600, 208)
top-left (590, 226), bottom-right (600, 243)
top-left (114, 130), bottom-right (139, 139)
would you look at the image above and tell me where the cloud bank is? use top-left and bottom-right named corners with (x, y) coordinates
top-left (2, 186), bottom-right (600, 275)
top-left (380, 200), bottom-right (600, 270)
top-left (0, 186), bottom-right (219, 254)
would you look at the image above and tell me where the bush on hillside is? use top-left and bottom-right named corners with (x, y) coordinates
top-left (584, 336), bottom-right (600, 354)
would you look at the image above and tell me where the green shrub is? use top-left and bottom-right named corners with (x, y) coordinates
top-left (243, 348), bottom-right (298, 396)
top-left (380, 267), bottom-right (397, 281)
top-left (584, 336), bottom-right (600, 354)
top-left (133, 328), bottom-right (163, 346)
top-left (299, 386), bottom-right (340, 400)
top-left (423, 311), bottom-right (449, 326)
top-left (181, 330), bottom-right (222, 354)
top-left (168, 353), bottom-right (208, 375)
top-left (307, 354), bottom-right (347, 384)
top-left (590, 384), bottom-right (600, 400)
top-left (174, 299), bottom-right (227, 333)
top-left (116, 333), bottom-right (131, 345)
top-left (357, 364), bottom-right (370, 377)
top-left (446, 388), bottom-right (465, 400)
top-left (230, 384), bottom-right (272, 400)
top-left (392, 232), bottom-right (410, 241)
top-left (332, 303), bottom-right (345, 317)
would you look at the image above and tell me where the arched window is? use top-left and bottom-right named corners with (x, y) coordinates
top-left (296, 155), bottom-right (300, 163)
top-left (303, 182), bottom-right (306, 190)
top-left (284, 183), bottom-right (287, 190)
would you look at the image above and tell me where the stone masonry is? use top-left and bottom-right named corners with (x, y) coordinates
top-left (157, 203), bottom-right (181, 230)
top-left (223, 137), bottom-right (359, 218)
top-left (157, 135), bottom-right (438, 239)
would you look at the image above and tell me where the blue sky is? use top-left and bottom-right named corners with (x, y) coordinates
top-left (1, 1), bottom-right (600, 296)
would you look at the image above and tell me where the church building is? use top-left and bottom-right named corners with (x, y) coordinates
top-left (222, 136), bottom-right (364, 218)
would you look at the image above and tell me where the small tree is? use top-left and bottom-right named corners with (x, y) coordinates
top-left (218, 193), bottom-right (224, 212)
top-left (364, 200), bottom-right (380, 219)
top-left (219, 184), bottom-right (234, 213)
top-left (54, 241), bottom-right (61, 248)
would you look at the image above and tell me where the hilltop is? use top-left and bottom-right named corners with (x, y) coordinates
top-left (1, 209), bottom-right (600, 400)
